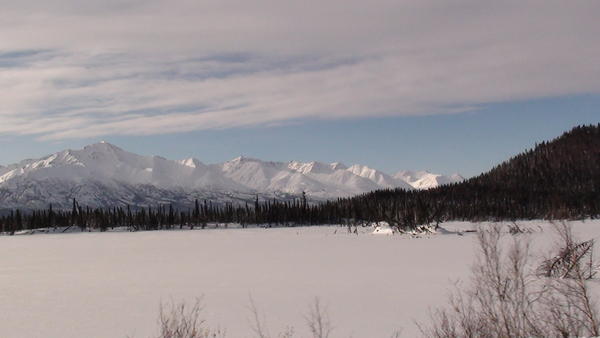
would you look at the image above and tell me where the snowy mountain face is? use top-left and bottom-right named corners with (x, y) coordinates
top-left (0, 142), bottom-right (463, 209)
top-left (348, 164), bottom-right (414, 190)
top-left (394, 170), bottom-right (464, 190)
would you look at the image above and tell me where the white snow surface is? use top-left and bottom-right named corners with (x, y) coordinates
top-left (0, 142), bottom-right (462, 208)
top-left (371, 221), bottom-right (396, 235)
top-left (1, 220), bottom-right (599, 338)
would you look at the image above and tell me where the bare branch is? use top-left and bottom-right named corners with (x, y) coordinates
top-left (304, 297), bottom-right (332, 338)
top-left (247, 295), bottom-right (271, 338)
top-left (155, 297), bottom-right (225, 338)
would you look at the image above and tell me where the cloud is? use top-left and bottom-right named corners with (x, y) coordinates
top-left (0, 0), bottom-right (599, 139)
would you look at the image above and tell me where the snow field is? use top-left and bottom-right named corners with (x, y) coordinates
top-left (1, 220), bottom-right (598, 337)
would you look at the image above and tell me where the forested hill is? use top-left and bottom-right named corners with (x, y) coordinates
top-left (473, 124), bottom-right (599, 197)
top-left (344, 124), bottom-right (600, 226)
top-left (1, 125), bottom-right (598, 232)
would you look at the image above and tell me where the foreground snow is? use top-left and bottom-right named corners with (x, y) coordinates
top-left (0, 220), bottom-right (598, 337)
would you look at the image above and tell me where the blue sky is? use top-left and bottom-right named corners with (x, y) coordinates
top-left (0, 1), bottom-right (599, 177)
top-left (1, 94), bottom-right (598, 178)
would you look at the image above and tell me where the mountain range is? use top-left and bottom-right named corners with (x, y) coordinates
top-left (0, 142), bottom-right (463, 209)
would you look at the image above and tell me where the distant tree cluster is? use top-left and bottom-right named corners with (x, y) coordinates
top-left (1, 125), bottom-right (599, 233)
top-left (0, 192), bottom-right (341, 233)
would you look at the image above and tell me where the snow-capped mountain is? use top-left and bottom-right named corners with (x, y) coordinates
top-left (0, 142), bottom-right (463, 209)
top-left (348, 164), bottom-right (413, 189)
top-left (394, 170), bottom-right (464, 190)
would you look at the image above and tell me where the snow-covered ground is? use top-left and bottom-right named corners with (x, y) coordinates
top-left (1, 220), bottom-right (599, 337)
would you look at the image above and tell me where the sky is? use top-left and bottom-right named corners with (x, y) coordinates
top-left (0, 0), bottom-right (599, 177)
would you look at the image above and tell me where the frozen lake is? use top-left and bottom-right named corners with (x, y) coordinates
top-left (1, 220), bottom-right (599, 337)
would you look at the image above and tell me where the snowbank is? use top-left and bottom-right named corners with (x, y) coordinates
top-left (371, 221), bottom-right (395, 235)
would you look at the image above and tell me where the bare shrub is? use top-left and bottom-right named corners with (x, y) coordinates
top-left (156, 298), bottom-right (225, 338)
top-left (507, 221), bottom-right (531, 235)
top-left (389, 330), bottom-right (402, 338)
top-left (539, 222), bottom-right (600, 336)
top-left (418, 225), bottom-right (546, 337)
top-left (277, 326), bottom-right (295, 338)
top-left (247, 296), bottom-right (332, 338)
top-left (419, 222), bottom-right (600, 338)
top-left (305, 298), bottom-right (332, 338)
top-left (537, 221), bottom-right (597, 279)
top-left (247, 296), bottom-right (272, 338)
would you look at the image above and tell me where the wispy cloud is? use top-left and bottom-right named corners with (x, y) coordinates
top-left (1, 0), bottom-right (599, 140)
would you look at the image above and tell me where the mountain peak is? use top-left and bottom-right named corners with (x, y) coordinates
top-left (450, 173), bottom-right (465, 181)
top-left (179, 158), bottom-right (205, 169)
top-left (347, 164), bottom-right (378, 176)
top-left (83, 141), bottom-right (125, 153)
top-left (288, 161), bottom-right (333, 174)
top-left (229, 155), bottom-right (260, 163)
top-left (394, 169), bottom-right (464, 189)
top-left (329, 162), bottom-right (347, 170)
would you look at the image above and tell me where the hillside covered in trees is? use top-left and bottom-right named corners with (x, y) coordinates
top-left (1, 124), bottom-right (598, 233)
top-left (344, 124), bottom-right (600, 228)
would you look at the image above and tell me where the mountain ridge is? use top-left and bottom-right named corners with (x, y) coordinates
top-left (0, 142), bottom-right (463, 209)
